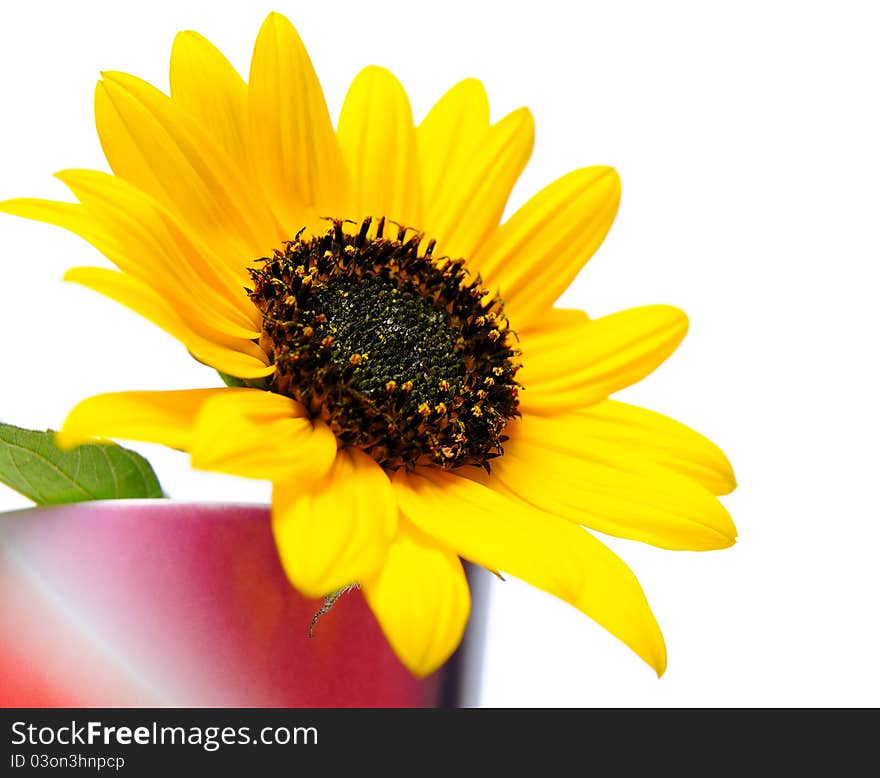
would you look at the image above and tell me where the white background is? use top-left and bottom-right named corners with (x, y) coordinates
top-left (1, 0), bottom-right (878, 707)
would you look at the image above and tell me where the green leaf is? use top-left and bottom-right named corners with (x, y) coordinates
top-left (0, 422), bottom-right (164, 505)
top-left (217, 370), bottom-right (269, 390)
top-left (218, 370), bottom-right (248, 388)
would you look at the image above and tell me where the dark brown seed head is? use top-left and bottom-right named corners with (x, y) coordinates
top-left (248, 217), bottom-right (521, 471)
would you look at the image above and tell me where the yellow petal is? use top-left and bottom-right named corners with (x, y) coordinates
top-left (272, 449), bottom-right (397, 598)
top-left (392, 468), bottom-right (666, 675)
top-left (94, 79), bottom-right (164, 207)
top-left (362, 521), bottom-right (470, 677)
top-left (572, 400), bottom-right (735, 496)
top-left (59, 388), bottom-right (231, 450)
top-left (56, 169), bottom-right (261, 335)
top-left (418, 79), bottom-right (489, 208)
top-left (491, 416), bottom-right (737, 550)
top-left (0, 191), bottom-right (260, 345)
top-left (472, 167), bottom-right (620, 325)
top-left (0, 196), bottom-right (110, 247)
top-left (518, 305), bottom-right (689, 414)
top-left (336, 66), bottom-right (422, 227)
top-left (190, 389), bottom-right (336, 481)
top-left (420, 106), bottom-right (534, 260)
top-left (519, 306), bottom-right (589, 335)
top-left (64, 266), bottom-right (273, 379)
top-left (170, 30), bottom-right (250, 172)
top-left (96, 72), bottom-right (276, 260)
top-left (248, 12), bottom-right (347, 234)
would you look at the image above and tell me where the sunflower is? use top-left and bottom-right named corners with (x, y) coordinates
top-left (0, 12), bottom-right (736, 677)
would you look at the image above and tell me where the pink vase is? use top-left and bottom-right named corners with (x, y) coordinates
top-left (0, 501), bottom-right (475, 707)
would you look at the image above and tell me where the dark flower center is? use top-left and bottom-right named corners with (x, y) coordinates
top-left (248, 218), bottom-right (520, 471)
top-left (309, 273), bottom-right (464, 405)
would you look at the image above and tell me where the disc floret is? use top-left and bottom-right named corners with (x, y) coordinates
top-left (249, 218), bottom-right (520, 470)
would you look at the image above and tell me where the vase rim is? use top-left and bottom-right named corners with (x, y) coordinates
top-left (0, 498), bottom-right (271, 519)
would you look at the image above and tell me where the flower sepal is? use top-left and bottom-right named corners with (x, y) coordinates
top-left (217, 370), bottom-right (270, 390)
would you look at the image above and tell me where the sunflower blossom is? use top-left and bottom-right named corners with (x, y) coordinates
top-left (0, 12), bottom-right (736, 677)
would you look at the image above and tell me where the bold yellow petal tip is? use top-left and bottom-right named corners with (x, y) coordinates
top-left (471, 164), bottom-right (620, 323)
top-left (54, 428), bottom-right (95, 451)
top-left (0, 197), bottom-right (71, 220)
top-left (420, 102), bottom-right (534, 259)
top-left (424, 77), bottom-right (490, 121)
top-left (494, 418), bottom-right (737, 552)
top-left (249, 10), bottom-right (347, 227)
top-left (0, 198), bottom-right (27, 217)
top-left (273, 450), bottom-right (397, 598)
top-left (392, 469), bottom-right (668, 675)
top-left (60, 388), bottom-right (231, 453)
top-left (363, 523), bottom-right (471, 677)
top-left (519, 304), bottom-right (690, 414)
top-left (337, 64), bottom-right (421, 226)
top-left (577, 400), bottom-right (738, 497)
